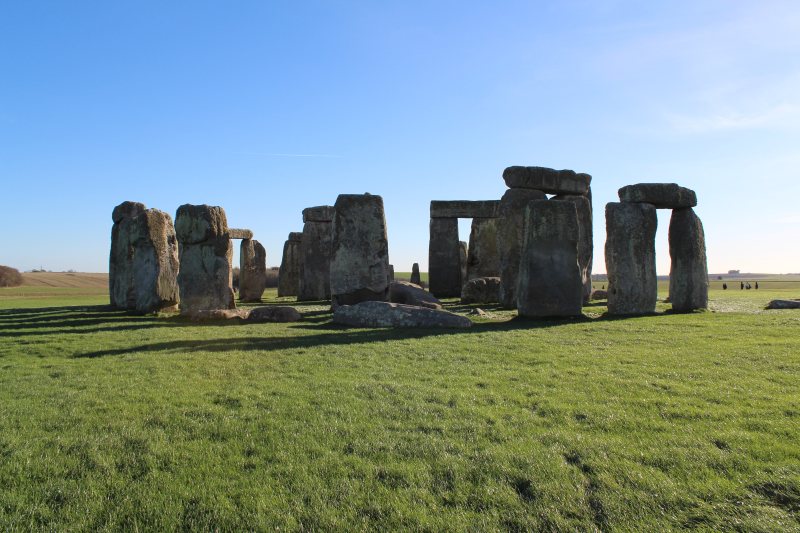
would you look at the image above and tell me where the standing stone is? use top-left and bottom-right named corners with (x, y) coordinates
top-left (174, 204), bottom-right (235, 314)
top-left (459, 241), bottom-right (468, 288)
top-left (277, 232), bottom-right (303, 297)
top-left (410, 263), bottom-right (421, 285)
top-left (669, 208), bottom-right (708, 312)
top-left (605, 202), bottom-right (658, 315)
top-left (239, 239), bottom-right (267, 302)
top-left (298, 206), bottom-right (333, 301)
top-left (389, 264), bottom-right (395, 282)
top-left (497, 188), bottom-right (547, 308)
top-left (129, 209), bottom-right (180, 313)
top-left (466, 218), bottom-right (500, 281)
top-left (329, 194), bottom-right (391, 306)
top-left (552, 191), bottom-right (593, 302)
top-left (109, 201), bottom-right (146, 309)
top-left (517, 201), bottom-right (583, 318)
top-left (428, 218), bottom-right (461, 297)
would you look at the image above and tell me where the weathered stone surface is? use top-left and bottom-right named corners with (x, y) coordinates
top-left (466, 218), bottom-right (500, 280)
top-left (497, 188), bottom-right (547, 308)
top-left (389, 281), bottom-right (442, 309)
top-left (175, 204), bottom-right (235, 314)
top-left (605, 202), bottom-right (658, 315)
top-left (410, 263), bottom-right (421, 285)
top-left (302, 205), bottom-right (335, 223)
top-left (333, 301), bottom-right (472, 328)
top-left (277, 233), bottom-right (303, 297)
top-left (188, 308), bottom-right (250, 321)
top-left (111, 201), bottom-right (146, 224)
top-left (428, 218), bottom-right (461, 297)
top-left (247, 306), bottom-right (302, 322)
top-left (459, 241), bottom-right (468, 287)
top-left (590, 289), bottom-right (608, 300)
top-left (430, 200), bottom-right (500, 219)
top-left (298, 219), bottom-right (332, 301)
top-left (239, 239), bottom-right (267, 302)
top-left (461, 276), bottom-right (501, 304)
top-left (109, 205), bottom-right (138, 309)
top-left (618, 183), bottom-right (697, 209)
top-left (552, 192), bottom-right (593, 302)
top-left (517, 201), bottom-right (583, 318)
top-left (228, 228), bottom-right (253, 240)
top-left (329, 194), bottom-right (391, 306)
top-left (766, 299), bottom-right (800, 309)
top-left (669, 208), bottom-right (708, 312)
top-left (503, 166), bottom-right (591, 195)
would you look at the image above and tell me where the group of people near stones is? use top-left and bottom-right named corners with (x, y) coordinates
top-left (109, 165), bottom-right (708, 327)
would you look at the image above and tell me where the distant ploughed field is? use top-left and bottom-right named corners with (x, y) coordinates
top-left (21, 272), bottom-right (109, 288)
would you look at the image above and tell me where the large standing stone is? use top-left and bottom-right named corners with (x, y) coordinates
top-left (503, 166), bottom-right (591, 195)
top-left (239, 239), bottom-right (267, 302)
top-left (277, 232), bottom-right (303, 297)
top-left (333, 301), bottom-right (472, 328)
top-left (109, 201), bottom-right (146, 309)
top-left (466, 218), bottom-right (500, 281)
top-left (410, 263), bottom-right (421, 285)
top-left (668, 208), bottom-right (708, 312)
top-left (175, 204), bottom-right (235, 314)
top-left (428, 217), bottom-right (461, 297)
top-left (618, 183), bottom-right (697, 209)
top-left (496, 188), bottom-right (547, 308)
top-left (552, 192), bottom-right (593, 302)
top-left (329, 194), bottom-right (391, 306)
top-left (459, 241), bottom-right (468, 287)
top-left (298, 206), bottom-right (333, 301)
top-left (605, 202), bottom-right (658, 315)
top-left (517, 201), bottom-right (583, 318)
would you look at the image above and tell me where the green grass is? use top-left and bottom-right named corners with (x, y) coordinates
top-left (1, 285), bottom-right (799, 530)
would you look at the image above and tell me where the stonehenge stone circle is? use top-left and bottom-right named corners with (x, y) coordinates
top-left (298, 206), bottom-right (333, 301)
top-left (333, 301), bottom-right (472, 328)
top-left (410, 263), bottom-right (421, 285)
top-left (329, 194), bottom-right (391, 306)
top-left (428, 217), bottom-right (461, 297)
top-left (517, 201), bottom-right (583, 318)
top-left (466, 218), bottom-right (500, 281)
top-left (605, 202), bottom-right (658, 315)
top-left (239, 238), bottom-right (267, 302)
top-left (668, 208), bottom-right (708, 312)
top-left (503, 166), bottom-right (591, 195)
top-left (552, 192), bottom-right (593, 302)
top-left (497, 188), bottom-right (547, 309)
top-left (461, 276), bottom-right (501, 304)
top-left (278, 232), bottom-right (303, 297)
top-left (174, 204), bottom-right (235, 314)
top-left (618, 183), bottom-right (697, 209)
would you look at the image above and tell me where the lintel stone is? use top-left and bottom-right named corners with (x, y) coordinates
top-left (430, 200), bottom-right (500, 219)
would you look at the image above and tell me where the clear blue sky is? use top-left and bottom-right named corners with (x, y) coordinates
top-left (2, 1), bottom-right (798, 274)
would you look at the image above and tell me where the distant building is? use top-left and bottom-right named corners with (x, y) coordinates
top-left (728, 270), bottom-right (740, 275)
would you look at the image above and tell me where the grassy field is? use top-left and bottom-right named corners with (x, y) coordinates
top-left (0, 276), bottom-right (798, 530)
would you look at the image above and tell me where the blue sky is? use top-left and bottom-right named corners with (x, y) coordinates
top-left (1, 1), bottom-right (798, 274)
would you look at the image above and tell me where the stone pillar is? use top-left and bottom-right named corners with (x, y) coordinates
top-left (459, 241), bottom-right (468, 288)
top-left (277, 232), bottom-right (303, 297)
top-left (428, 217), bottom-right (461, 297)
top-left (109, 201), bottom-right (146, 309)
top-left (669, 208), bottom-right (708, 312)
top-left (552, 191), bottom-right (593, 302)
top-left (517, 200), bottom-right (583, 317)
top-left (410, 263), bottom-right (421, 285)
top-left (298, 206), bottom-right (334, 301)
top-left (496, 188), bottom-right (547, 308)
top-left (175, 204), bottom-right (235, 314)
top-left (389, 264), bottom-right (395, 282)
top-left (239, 239), bottom-right (267, 302)
top-left (605, 202), bottom-right (657, 315)
top-left (330, 194), bottom-right (391, 306)
top-left (466, 218), bottom-right (500, 281)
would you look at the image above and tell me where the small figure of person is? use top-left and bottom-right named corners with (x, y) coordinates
top-left (741, 281), bottom-right (744, 290)
top-left (755, 281), bottom-right (759, 290)
top-left (723, 283), bottom-right (727, 290)
top-left (746, 282), bottom-right (752, 290)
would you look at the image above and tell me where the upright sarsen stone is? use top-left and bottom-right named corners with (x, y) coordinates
top-left (410, 263), bottom-right (421, 286)
top-left (129, 208), bottom-right (180, 313)
top-left (466, 218), bottom-right (500, 281)
top-left (298, 206), bottom-right (333, 301)
top-left (428, 217), bottom-right (461, 297)
top-left (459, 241), bottom-right (468, 288)
top-left (497, 188), bottom-right (547, 308)
top-left (330, 194), bottom-right (391, 306)
top-left (605, 202), bottom-right (657, 315)
top-left (175, 204), bottom-right (235, 314)
top-left (239, 239), bottom-right (267, 302)
top-left (552, 192), bottom-right (593, 302)
top-left (278, 232), bottom-right (302, 297)
top-left (109, 201), bottom-right (146, 309)
top-left (517, 201), bottom-right (583, 317)
top-left (669, 208), bottom-right (708, 312)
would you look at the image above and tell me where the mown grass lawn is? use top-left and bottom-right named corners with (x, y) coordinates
top-left (0, 285), bottom-right (798, 530)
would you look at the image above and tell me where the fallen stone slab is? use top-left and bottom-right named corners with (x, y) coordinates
top-left (188, 308), bottom-right (250, 321)
top-left (461, 277), bottom-right (501, 304)
top-left (228, 228), bottom-right (253, 240)
top-left (389, 281), bottom-right (442, 309)
top-left (247, 306), bottom-right (302, 322)
top-left (430, 200), bottom-right (500, 219)
top-left (503, 166), bottom-right (591, 195)
top-left (618, 183), bottom-right (697, 209)
top-left (766, 299), bottom-right (800, 309)
top-left (333, 301), bottom-right (472, 328)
